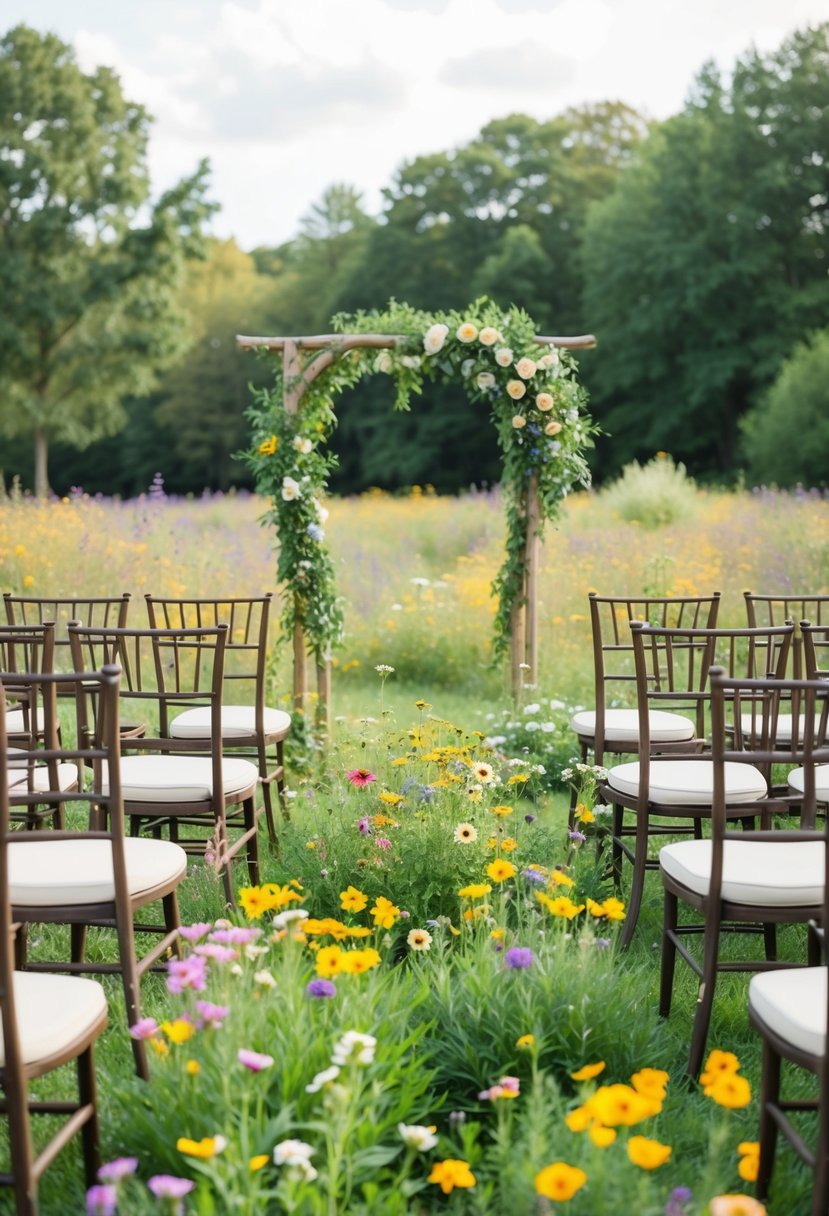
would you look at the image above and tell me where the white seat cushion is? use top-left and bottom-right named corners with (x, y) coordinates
top-left (788, 765), bottom-right (829, 803)
top-left (607, 759), bottom-right (767, 806)
top-left (115, 755), bottom-right (259, 803)
top-left (660, 838), bottom-right (824, 905)
top-left (570, 708), bottom-right (695, 744)
top-left (740, 713), bottom-right (824, 744)
top-left (0, 971), bottom-right (107, 1067)
top-left (749, 968), bottom-right (827, 1058)
top-left (4, 707), bottom-right (46, 734)
top-left (9, 836), bottom-right (187, 906)
top-left (6, 763), bottom-right (79, 795)
top-left (169, 705), bottom-right (291, 741)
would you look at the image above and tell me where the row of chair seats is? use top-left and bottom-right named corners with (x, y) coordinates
top-left (0, 595), bottom-right (292, 1209)
top-left (569, 592), bottom-right (829, 1213)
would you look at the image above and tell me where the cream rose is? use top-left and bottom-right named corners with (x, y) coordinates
top-left (292, 436), bottom-right (312, 454)
top-left (544, 420), bottom-right (563, 436)
top-left (494, 347), bottom-right (513, 367)
top-left (479, 327), bottom-right (501, 346)
top-left (506, 380), bottom-right (526, 400)
top-left (400, 355), bottom-right (422, 369)
top-left (535, 393), bottom-right (554, 412)
top-left (456, 321), bottom-right (478, 343)
top-left (281, 476), bottom-right (301, 501)
top-left (476, 372), bottom-right (496, 389)
top-left (512, 415), bottom-right (527, 429)
top-left (374, 351), bottom-right (394, 373)
top-left (538, 349), bottom-right (560, 369)
top-left (516, 357), bottom-right (537, 380)
top-left (461, 359), bottom-right (475, 378)
top-left (423, 323), bottom-right (449, 355)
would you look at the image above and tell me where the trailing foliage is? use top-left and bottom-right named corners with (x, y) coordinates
top-left (243, 297), bottom-right (595, 664)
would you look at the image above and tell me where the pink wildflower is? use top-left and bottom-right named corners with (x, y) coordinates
top-left (347, 769), bottom-right (376, 787)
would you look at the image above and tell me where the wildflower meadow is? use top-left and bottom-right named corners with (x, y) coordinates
top-left (1, 474), bottom-right (827, 1214)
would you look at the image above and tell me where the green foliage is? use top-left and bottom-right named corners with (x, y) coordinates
top-left (582, 23), bottom-right (829, 482)
top-left (0, 24), bottom-right (216, 494)
top-left (600, 454), bottom-right (699, 528)
top-left (242, 297), bottom-right (595, 664)
top-left (741, 327), bottom-right (829, 487)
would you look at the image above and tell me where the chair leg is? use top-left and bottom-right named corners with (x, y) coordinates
top-left (71, 924), bottom-right (87, 965)
top-left (215, 816), bottom-right (234, 907)
top-left (610, 804), bottom-right (624, 890)
top-left (259, 742), bottom-right (279, 848)
top-left (687, 918), bottom-right (721, 1079)
top-left (619, 812), bottom-right (649, 949)
top-left (277, 739), bottom-right (291, 825)
top-left (163, 892), bottom-right (182, 960)
top-left (813, 1077), bottom-right (829, 1216)
top-left (14, 923), bottom-right (29, 970)
top-left (6, 1072), bottom-right (37, 1216)
top-left (77, 1045), bottom-right (101, 1186)
top-left (659, 889), bottom-right (678, 1018)
top-left (115, 919), bottom-right (149, 1082)
top-left (756, 1038), bottom-right (780, 1203)
top-left (762, 922), bottom-right (777, 963)
top-left (244, 797), bottom-right (260, 885)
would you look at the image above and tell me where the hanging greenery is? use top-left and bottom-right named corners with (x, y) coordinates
top-left (243, 297), bottom-right (596, 665)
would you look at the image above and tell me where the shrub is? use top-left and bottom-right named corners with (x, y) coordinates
top-left (600, 454), bottom-right (698, 528)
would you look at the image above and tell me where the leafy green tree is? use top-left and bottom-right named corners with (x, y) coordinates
top-left (0, 24), bottom-right (215, 495)
top-left (582, 24), bottom-right (829, 479)
top-left (741, 327), bottom-right (829, 487)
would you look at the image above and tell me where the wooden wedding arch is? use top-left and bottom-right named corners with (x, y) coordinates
top-left (237, 329), bottom-right (596, 720)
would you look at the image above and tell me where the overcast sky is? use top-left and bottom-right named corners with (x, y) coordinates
top-left (5, 0), bottom-right (828, 250)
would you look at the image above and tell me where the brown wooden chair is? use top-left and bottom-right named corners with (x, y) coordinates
top-left (0, 680), bottom-right (109, 1215)
top-left (144, 594), bottom-right (290, 849)
top-left (660, 665), bottom-right (829, 1078)
top-left (601, 621), bottom-right (795, 948)
top-left (745, 675), bottom-right (829, 1216)
top-left (68, 622), bottom-right (260, 905)
top-left (745, 592), bottom-right (829, 678)
top-left (4, 662), bottom-right (186, 1080)
top-left (570, 594), bottom-right (721, 824)
top-left (3, 594), bottom-right (131, 674)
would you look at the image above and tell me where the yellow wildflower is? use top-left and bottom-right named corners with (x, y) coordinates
top-left (428, 1159), bottom-right (476, 1194)
top-left (534, 1162), bottom-right (587, 1202)
top-left (177, 1136), bottom-right (225, 1159)
top-left (627, 1136), bottom-right (672, 1170)
top-left (161, 1019), bottom-right (195, 1045)
top-left (378, 791), bottom-right (404, 806)
top-left (516, 1034), bottom-right (535, 1049)
top-left (458, 883), bottom-right (492, 899)
top-left (258, 434), bottom-right (279, 456)
top-left (570, 1061), bottom-right (606, 1082)
top-left (315, 945), bottom-right (344, 977)
top-left (737, 1142), bottom-right (760, 1183)
top-left (340, 885), bottom-right (369, 913)
top-left (490, 805), bottom-right (514, 817)
top-left (486, 858), bottom-right (517, 883)
top-left (370, 895), bottom-right (400, 929)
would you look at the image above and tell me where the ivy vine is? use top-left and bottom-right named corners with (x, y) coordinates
top-left (243, 297), bottom-right (595, 666)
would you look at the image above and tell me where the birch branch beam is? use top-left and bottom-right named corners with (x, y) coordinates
top-left (236, 333), bottom-right (597, 352)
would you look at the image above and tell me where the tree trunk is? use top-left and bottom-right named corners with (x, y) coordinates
top-left (33, 426), bottom-right (50, 498)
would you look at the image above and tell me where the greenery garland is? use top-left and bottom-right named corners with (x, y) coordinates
top-left (243, 297), bottom-right (595, 666)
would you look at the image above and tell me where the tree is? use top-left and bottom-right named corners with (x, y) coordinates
top-left (0, 25), bottom-right (215, 495)
top-left (581, 24), bottom-right (829, 479)
top-left (741, 327), bottom-right (829, 487)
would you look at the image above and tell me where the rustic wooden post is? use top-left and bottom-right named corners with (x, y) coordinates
top-left (237, 330), bottom-right (596, 722)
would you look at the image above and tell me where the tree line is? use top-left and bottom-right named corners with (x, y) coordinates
top-left (1, 22), bottom-right (827, 498)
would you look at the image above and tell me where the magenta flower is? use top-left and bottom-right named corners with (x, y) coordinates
top-left (505, 946), bottom-right (535, 970)
top-left (238, 1047), bottom-right (275, 1072)
top-left (179, 922), bottom-right (212, 942)
top-left (346, 768), bottom-right (376, 787)
top-left (147, 1175), bottom-right (195, 1214)
top-left (209, 927), bottom-right (263, 945)
top-left (86, 1184), bottom-right (117, 1216)
top-left (357, 817), bottom-right (372, 835)
top-left (375, 836), bottom-right (392, 850)
top-left (129, 1017), bottom-right (159, 1041)
top-left (196, 1000), bottom-right (230, 1028)
top-left (306, 978), bottom-right (336, 998)
top-left (166, 956), bottom-right (208, 994)
top-left (98, 1156), bottom-right (138, 1182)
top-left (194, 943), bottom-right (238, 963)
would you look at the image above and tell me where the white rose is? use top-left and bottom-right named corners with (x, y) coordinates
top-left (507, 379), bottom-right (526, 400)
top-left (281, 476), bottom-right (301, 501)
top-left (512, 414), bottom-right (527, 429)
top-left (516, 357), bottom-right (537, 380)
top-left (494, 347), bottom-right (513, 367)
top-left (545, 420), bottom-right (563, 436)
top-left (292, 436), bottom-right (312, 454)
top-left (461, 358), bottom-right (475, 378)
top-left (476, 372), bottom-right (496, 389)
top-left (423, 323), bottom-right (449, 355)
top-left (374, 351), bottom-right (394, 373)
top-left (456, 321), bottom-right (478, 343)
top-left (479, 327), bottom-right (501, 346)
top-left (538, 349), bottom-right (560, 368)
top-left (400, 355), bottom-right (422, 369)
top-left (535, 393), bottom-right (554, 412)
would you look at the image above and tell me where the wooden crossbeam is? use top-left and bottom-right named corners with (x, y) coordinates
top-left (236, 333), bottom-right (597, 351)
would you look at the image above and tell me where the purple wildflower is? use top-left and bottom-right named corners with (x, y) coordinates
top-left (505, 946), bottom-right (535, 970)
top-left (147, 1175), bottom-right (195, 1214)
top-left (357, 817), bottom-right (372, 835)
top-left (520, 867), bottom-right (547, 887)
top-left (595, 937), bottom-right (612, 949)
top-left (568, 830), bottom-right (587, 843)
top-left (129, 1017), bottom-right (159, 1041)
top-left (86, 1184), bottom-right (117, 1216)
top-left (418, 785), bottom-right (436, 803)
top-left (98, 1157), bottom-right (138, 1183)
top-left (196, 1000), bottom-right (230, 1028)
top-left (238, 1048), bottom-right (275, 1072)
top-left (401, 777), bottom-right (417, 794)
top-left (665, 1187), bottom-right (693, 1216)
top-left (166, 955), bottom-right (208, 995)
top-left (179, 922), bottom-right (212, 942)
top-left (306, 978), bottom-right (337, 999)
top-left (524, 813), bottom-right (537, 824)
